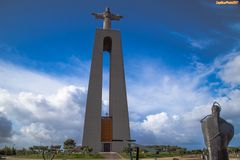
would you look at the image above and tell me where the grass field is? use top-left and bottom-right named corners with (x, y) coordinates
top-left (2, 154), bottom-right (239, 160)
top-left (2, 155), bottom-right (203, 160)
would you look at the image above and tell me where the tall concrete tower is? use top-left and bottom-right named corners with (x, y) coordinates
top-left (82, 8), bottom-right (131, 153)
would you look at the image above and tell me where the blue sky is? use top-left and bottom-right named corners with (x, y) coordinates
top-left (0, 0), bottom-right (240, 149)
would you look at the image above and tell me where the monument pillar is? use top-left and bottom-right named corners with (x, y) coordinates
top-left (82, 8), bottom-right (130, 153)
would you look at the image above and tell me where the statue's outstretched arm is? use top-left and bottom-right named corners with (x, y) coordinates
top-left (91, 13), bottom-right (104, 19)
top-left (111, 14), bottom-right (123, 21)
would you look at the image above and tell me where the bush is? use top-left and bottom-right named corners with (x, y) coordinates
top-left (0, 146), bottom-right (16, 155)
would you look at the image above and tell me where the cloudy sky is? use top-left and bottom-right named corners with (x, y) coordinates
top-left (0, 0), bottom-right (240, 149)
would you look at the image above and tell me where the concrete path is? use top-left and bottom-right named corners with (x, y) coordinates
top-left (99, 152), bottom-right (124, 159)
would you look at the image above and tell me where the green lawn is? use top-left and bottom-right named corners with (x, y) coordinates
top-left (15, 153), bottom-right (103, 159)
top-left (121, 152), bottom-right (180, 159)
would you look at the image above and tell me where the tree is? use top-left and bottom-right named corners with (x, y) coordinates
top-left (31, 145), bottom-right (61, 160)
top-left (81, 146), bottom-right (93, 155)
top-left (64, 139), bottom-right (76, 153)
top-left (11, 147), bottom-right (16, 155)
top-left (178, 148), bottom-right (187, 156)
top-left (122, 147), bottom-right (131, 154)
top-left (1, 146), bottom-right (12, 155)
top-left (44, 145), bottom-right (61, 160)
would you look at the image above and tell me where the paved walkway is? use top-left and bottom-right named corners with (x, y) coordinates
top-left (99, 152), bottom-right (124, 159)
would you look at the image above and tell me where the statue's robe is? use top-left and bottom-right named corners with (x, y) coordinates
top-left (201, 115), bottom-right (234, 160)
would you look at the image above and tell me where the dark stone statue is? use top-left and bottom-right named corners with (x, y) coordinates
top-left (201, 102), bottom-right (234, 160)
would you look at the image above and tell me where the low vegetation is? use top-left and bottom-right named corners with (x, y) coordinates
top-left (0, 142), bottom-right (240, 159)
top-left (0, 139), bottom-right (102, 159)
top-left (122, 145), bottom-right (240, 159)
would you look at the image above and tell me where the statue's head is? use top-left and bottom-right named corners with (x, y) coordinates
top-left (105, 7), bottom-right (111, 13)
top-left (211, 101), bottom-right (221, 116)
top-left (104, 7), bottom-right (111, 17)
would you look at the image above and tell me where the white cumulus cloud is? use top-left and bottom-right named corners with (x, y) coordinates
top-left (219, 54), bottom-right (240, 85)
top-left (0, 52), bottom-right (240, 149)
